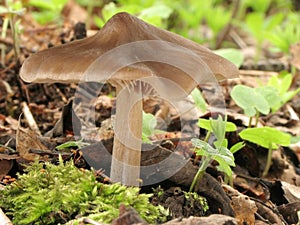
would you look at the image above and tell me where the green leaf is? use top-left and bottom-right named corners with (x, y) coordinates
top-left (229, 142), bottom-right (245, 154)
top-left (216, 146), bottom-right (235, 166)
top-left (216, 159), bottom-right (233, 177)
top-left (191, 88), bottom-right (207, 113)
top-left (139, 4), bottom-right (172, 27)
top-left (210, 115), bottom-right (226, 147)
top-left (56, 139), bottom-right (90, 150)
top-left (142, 112), bottom-right (157, 138)
top-left (191, 138), bottom-right (218, 156)
top-left (213, 48), bottom-right (244, 68)
top-left (245, 12), bottom-right (264, 40)
top-left (239, 127), bottom-right (290, 149)
top-left (197, 118), bottom-right (237, 133)
top-left (268, 73), bottom-right (292, 95)
top-left (231, 85), bottom-right (270, 116)
top-left (255, 86), bottom-right (282, 111)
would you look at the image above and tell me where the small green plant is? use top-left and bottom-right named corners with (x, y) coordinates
top-left (27, 0), bottom-right (69, 24)
top-left (265, 12), bottom-right (300, 54)
top-left (243, 11), bottom-right (284, 60)
top-left (231, 73), bottom-right (300, 124)
top-left (239, 126), bottom-right (290, 177)
top-left (0, 0), bottom-right (25, 64)
top-left (230, 84), bottom-right (270, 127)
top-left (142, 111), bottom-right (164, 143)
top-left (257, 72), bottom-right (300, 112)
top-left (94, 1), bottom-right (172, 28)
top-left (190, 116), bottom-right (244, 191)
top-left (0, 156), bottom-right (168, 224)
top-left (166, 0), bottom-right (232, 47)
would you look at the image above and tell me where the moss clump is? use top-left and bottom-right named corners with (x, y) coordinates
top-left (0, 156), bottom-right (168, 224)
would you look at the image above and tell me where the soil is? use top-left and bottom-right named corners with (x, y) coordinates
top-left (1, 3), bottom-right (300, 225)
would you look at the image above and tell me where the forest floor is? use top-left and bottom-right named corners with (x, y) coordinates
top-left (1, 2), bottom-right (300, 225)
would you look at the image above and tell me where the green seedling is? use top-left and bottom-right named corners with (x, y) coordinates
top-left (239, 126), bottom-right (290, 177)
top-left (230, 84), bottom-right (270, 127)
top-left (257, 72), bottom-right (300, 112)
top-left (238, 0), bottom-right (272, 15)
top-left (142, 111), bottom-right (164, 144)
top-left (190, 116), bottom-right (244, 191)
top-left (94, 1), bottom-right (172, 28)
top-left (0, 0), bottom-right (25, 64)
top-left (265, 12), bottom-right (300, 54)
top-left (243, 11), bottom-right (284, 61)
top-left (167, 0), bottom-right (232, 47)
top-left (197, 117), bottom-right (237, 143)
top-left (0, 155), bottom-right (168, 224)
top-left (27, 0), bottom-right (68, 24)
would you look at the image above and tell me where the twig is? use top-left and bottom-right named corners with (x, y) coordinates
top-left (216, 0), bottom-right (241, 49)
top-left (21, 101), bottom-right (41, 135)
top-left (230, 29), bottom-right (247, 49)
top-left (0, 208), bottom-right (13, 225)
top-left (239, 69), bottom-right (278, 77)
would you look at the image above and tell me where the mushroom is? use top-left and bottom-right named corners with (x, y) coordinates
top-left (20, 12), bottom-right (239, 186)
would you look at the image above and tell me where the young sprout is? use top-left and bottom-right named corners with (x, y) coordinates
top-left (239, 126), bottom-right (290, 177)
top-left (190, 116), bottom-right (244, 191)
top-left (230, 84), bottom-right (270, 127)
top-left (20, 12), bottom-right (239, 186)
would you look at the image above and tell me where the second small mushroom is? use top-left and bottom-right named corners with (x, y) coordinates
top-left (20, 12), bottom-right (239, 186)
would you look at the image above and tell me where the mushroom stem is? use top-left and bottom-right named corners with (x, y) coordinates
top-left (111, 85), bottom-right (143, 186)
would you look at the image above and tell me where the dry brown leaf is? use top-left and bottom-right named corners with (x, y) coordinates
top-left (0, 159), bottom-right (13, 180)
top-left (281, 181), bottom-right (300, 202)
top-left (223, 184), bottom-right (257, 225)
top-left (16, 119), bottom-right (50, 161)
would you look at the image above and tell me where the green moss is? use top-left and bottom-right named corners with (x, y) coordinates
top-left (0, 156), bottom-right (168, 224)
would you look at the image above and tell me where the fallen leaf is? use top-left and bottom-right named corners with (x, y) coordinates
top-left (281, 181), bottom-right (300, 203)
top-left (223, 184), bottom-right (257, 225)
top-left (0, 159), bottom-right (13, 180)
top-left (16, 118), bottom-right (50, 161)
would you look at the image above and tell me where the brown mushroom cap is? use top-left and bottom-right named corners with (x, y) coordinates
top-left (20, 12), bottom-right (239, 98)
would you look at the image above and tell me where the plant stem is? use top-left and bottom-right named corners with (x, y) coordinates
top-left (248, 116), bottom-right (253, 128)
top-left (254, 111), bottom-right (260, 127)
top-left (9, 15), bottom-right (20, 63)
top-left (1, 18), bottom-right (9, 65)
top-left (262, 142), bottom-right (273, 177)
top-left (204, 130), bottom-right (211, 142)
top-left (189, 157), bottom-right (210, 192)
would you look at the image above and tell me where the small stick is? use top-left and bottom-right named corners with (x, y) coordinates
top-left (239, 69), bottom-right (279, 77)
top-left (21, 101), bottom-right (41, 135)
top-left (0, 208), bottom-right (13, 225)
top-left (230, 29), bottom-right (247, 49)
